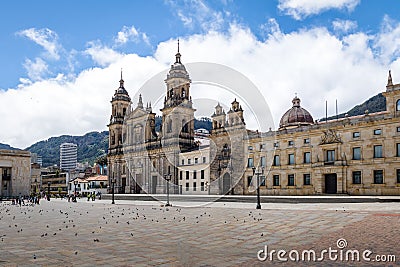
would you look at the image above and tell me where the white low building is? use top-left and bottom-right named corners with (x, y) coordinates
top-left (178, 138), bottom-right (210, 194)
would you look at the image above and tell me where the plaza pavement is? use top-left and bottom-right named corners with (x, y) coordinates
top-left (0, 197), bottom-right (399, 266)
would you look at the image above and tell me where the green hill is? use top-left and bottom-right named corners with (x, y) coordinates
top-left (321, 93), bottom-right (386, 121)
top-left (0, 143), bottom-right (19, 150)
top-left (26, 131), bottom-right (109, 167)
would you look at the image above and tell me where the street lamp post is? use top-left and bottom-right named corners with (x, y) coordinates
top-left (252, 166), bottom-right (264, 210)
top-left (47, 182), bottom-right (51, 201)
top-left (111, 178), bottom-right (116, 204)
top-left (73, 180), bottom-right (78, 196)
top-left (218, 156), bottom-right (222, 194)
top-left (164, 173), bottom-right (172, 207)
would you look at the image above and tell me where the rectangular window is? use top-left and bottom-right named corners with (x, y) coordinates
top-left (248, 146), bottom-right (253, 151)
top-left (273, 155), bottom-right (280, 166)
top-left (193, 182), bottom-right (197, 191)
top-left (397, 126), bottom-right (400, 133)
top-left (288, 140), bottom-right (294, 146)
top-left (260, 156), bottom-right (266, 167)
top-left (180, 171), bottom-right (182, 180)
top-left (247, 176), bottom-right (252, 187)
top-left (186, 171), bottom-right (189, 180)
top-left (326, 150), bottom-right (335, 162)
top-left (374, 145), bottom-right (383, 158)
top-left (181, 159), bottom-right (184, 165)
top-left (373, 170), bottom-right (383, 184)
top-left (352, 171), bottom-right (361, 184)
top-left (248, 158), bottom-right (254, 167)
top-left (304, 138), bottom-right (310, 144)
top-left (397, 169), bottom-right (400, 183)
top-left (304, 152), bottom-right (311, 164)
top-left (201, 170), bottom-right (204, 179)
top-left (186, 183), bottom-right (189, 191)
top-left (260, 144), bottom-right (265, 150)
top-left (203, 157), bottom-right (206, 163)
top-left (288, 154), bottom-right (295, 165)
top-left (274, 142), bottom-right (279, 148)
top-left (195, 158), bottom-right (198, 164)
top-left (303, 174), bottom-right (311, 185)
top-left (374, 129), bottom-right (382, 135)
top-left (188, 159), bottom-right (191, 164)
top-left (352, 147), bottom-right (361, 160)
top-left (397, 143), bottom-right (400, 157)
top-left (273, 175), bottom-right (279, 186)
top-left (201, 182), bottom-right (205, 191)
top-left (260, 176), bottom-right (266, 186)
top-left (353, 132), bottom-right (360, 138)
top-left (193, 170), bottom-right (197, 179)
top-left (288, 174), bottom-right (295, 186)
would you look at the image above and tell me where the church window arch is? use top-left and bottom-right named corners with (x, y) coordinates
top-left (167, 119), bottom-right (172, 133)
top-left (182, 119), bottom-right (188, 133)
top-left (396, 99), bottom-right (400, 111)
top-left (134, 124), bottom-right (143, 144)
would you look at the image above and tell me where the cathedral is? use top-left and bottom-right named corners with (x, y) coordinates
top-left (108, 44), bottom-right (210, 194)
top-left (108, 43), bottom-right (400, 196)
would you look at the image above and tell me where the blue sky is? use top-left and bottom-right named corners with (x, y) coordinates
top-left (1, 0), bottom-right (400, 148)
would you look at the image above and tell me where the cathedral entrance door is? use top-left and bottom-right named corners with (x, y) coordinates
top-left (121, 178), bottom-right (126, 194)
top-left (325, 174), bottom-right (337, 194)
top-left (222, 173), bottom-right (230, 195)
top-left (151, 176), bottom-right (157, 194)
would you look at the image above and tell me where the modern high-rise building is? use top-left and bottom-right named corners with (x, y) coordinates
top-left (60, 143), bottom-right (77, 171)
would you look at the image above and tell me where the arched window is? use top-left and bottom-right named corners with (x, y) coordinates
top-left (182, 119), bottom-right (188, 133)
top-left (167, 119), bottom-right (172, 133)
top-left (111, 133), bottom-right (115, 145)
top-left (134, 124), bottom-right (143, 144)
top-left (396, 99), bottom-right (400, 111)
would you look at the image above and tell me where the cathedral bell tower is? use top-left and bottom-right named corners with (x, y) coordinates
top-left (108, 71), bottom-right (131, 152)
top-left (107, 71), bottom-right (131, 192)
top-left (160, 40), bottom-right (196, 151)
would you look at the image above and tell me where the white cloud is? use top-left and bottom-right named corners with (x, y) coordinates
top-left (166, 0), bottom-right (225, 32)
top-left (278, 0), bottom-right (360, 20)
top-left (23, 57), bottom-right (49, 81)
top-left (260, 18), bottom-right (283, 40)
top-left (373, 15), bottom-right (400, 64)
top-left (114, 25), bottom-right (150, 46)
top-left (3, 18), bottom-right (400, 149)
top-left (17, 28), bottom-right (61, 60)
top-left (84, 41), bottom-right (124, 67)
top-left (332, 19), bottom-right (357, 33)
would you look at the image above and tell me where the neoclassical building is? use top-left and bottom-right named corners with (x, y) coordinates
top-left (212, 71), bottom-right (400, 195)
top-left (108, 46), bottom-right (400, 196)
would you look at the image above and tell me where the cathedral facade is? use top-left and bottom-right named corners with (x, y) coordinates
top-left (108, 46), bottom-right (199, 194)
top-left (108, 46), bottom-right (400, 196)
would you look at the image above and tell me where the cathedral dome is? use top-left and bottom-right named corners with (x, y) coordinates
top-left (279, 96), bottom-right (314, 129)
top-left (165, 40), bottom-right (190, 81)
top-left (166, 53), bottom-right (190, 81)
top-left (112, 75), bottom-right (131, 102)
